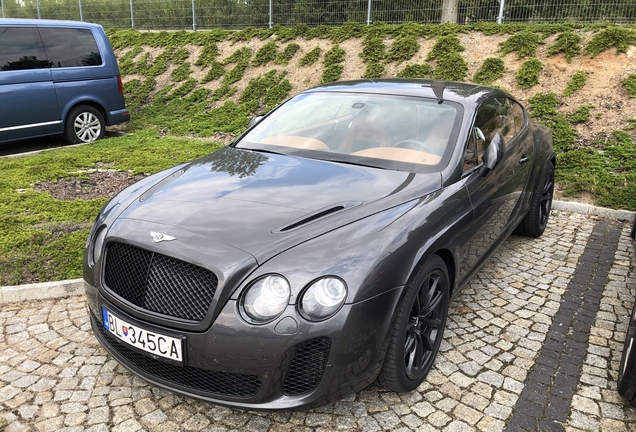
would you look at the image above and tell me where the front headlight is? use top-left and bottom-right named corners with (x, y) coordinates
top-left (299, 277), bottom-right (347, 321)
top-left (242, 275), bottom-right (291, 323)
top-left (89, 226), bottom-right (107, 266)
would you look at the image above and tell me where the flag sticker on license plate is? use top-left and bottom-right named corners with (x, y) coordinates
top-left (101, 307), bottom-right (183, 363)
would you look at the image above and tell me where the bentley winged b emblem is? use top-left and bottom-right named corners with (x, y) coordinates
top-left (150, 231), bottom-right (176, 243)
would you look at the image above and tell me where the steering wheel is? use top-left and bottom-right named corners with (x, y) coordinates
top-left (392, 139), bottom-right (435, 154)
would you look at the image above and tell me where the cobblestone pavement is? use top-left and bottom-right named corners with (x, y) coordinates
top-left (0, 210), bottom-right (635, 432)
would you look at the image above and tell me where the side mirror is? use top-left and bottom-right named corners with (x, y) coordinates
top-left (479, 133), bottom-right (505, 177)
top-left (248, 115), bottom-right (264, 129)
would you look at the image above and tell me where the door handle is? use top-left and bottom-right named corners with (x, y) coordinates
top-left (519, 156), bottom-right (529, 164)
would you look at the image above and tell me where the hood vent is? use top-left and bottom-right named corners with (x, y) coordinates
top-left (280, 206), bottom-right (345, 232)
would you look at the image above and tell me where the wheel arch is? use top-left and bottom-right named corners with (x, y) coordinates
top-left (65, 101), bottom-right (108, 126)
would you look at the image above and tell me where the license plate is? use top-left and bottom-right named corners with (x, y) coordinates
top-left (102, 307), bottom-right (183, 363)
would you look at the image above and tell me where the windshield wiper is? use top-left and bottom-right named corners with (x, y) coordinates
top-left (245, 147), bottom-right (284, 155)
top-left (327, 157), bottom-right (387, 170)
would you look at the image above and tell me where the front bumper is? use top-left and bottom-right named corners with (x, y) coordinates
top-left (87, 282), bottom-right (403, 410)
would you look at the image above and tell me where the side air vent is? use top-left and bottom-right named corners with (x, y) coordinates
top-left (280, 206), bottom-right (345, 232)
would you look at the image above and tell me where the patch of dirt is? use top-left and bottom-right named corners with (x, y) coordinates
top-left (35, 171), bottom-right (146, 200)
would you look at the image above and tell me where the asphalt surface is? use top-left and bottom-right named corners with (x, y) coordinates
top-left (0, 209), bottom-right (635, 432)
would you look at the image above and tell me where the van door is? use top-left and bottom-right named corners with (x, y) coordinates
top-left (0, 26), bottom-right (61, 143)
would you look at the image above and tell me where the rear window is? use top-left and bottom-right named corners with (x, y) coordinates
top-left (39, 27), bottom-right (102, 68)
top-left (0, 27), bottom-right (50, 71)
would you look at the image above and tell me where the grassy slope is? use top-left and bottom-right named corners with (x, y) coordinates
top-left (3, 22), bottom-right (636, 285)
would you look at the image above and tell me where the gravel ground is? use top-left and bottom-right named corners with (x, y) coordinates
top-left (0, 210), bottom-right (634, 432)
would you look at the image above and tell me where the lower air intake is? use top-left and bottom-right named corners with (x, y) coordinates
top-left (283, 338), bottom-right (331, 395)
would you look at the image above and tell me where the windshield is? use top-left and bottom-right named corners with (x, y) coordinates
top-left (235, 92), bottom-right (462, 172)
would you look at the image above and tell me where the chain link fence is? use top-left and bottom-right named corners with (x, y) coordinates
top-left (1, 0), bottom-right (636, 29)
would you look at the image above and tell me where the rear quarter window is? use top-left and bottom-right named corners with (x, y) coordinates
top-left (0, 27), bottom-right (50, 71)
top-left (38, 27), bottom-right (102, 68)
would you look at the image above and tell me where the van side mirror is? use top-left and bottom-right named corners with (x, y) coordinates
top-left (479, 133), bottom-right (505, 177)
top-left (248, 115), bottom-right (264, 129)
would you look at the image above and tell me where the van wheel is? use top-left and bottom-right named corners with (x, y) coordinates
top-left (64, 105), bottom-right (105, 144)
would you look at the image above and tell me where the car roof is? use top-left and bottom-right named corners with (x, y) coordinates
top-left (0, 18), bottom-right (103, 29)
top-left (305, 79), bottom-right (508, 105)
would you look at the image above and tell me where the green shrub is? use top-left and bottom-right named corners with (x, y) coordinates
top-left (547, 32), bottom-right (581, 62)
top-left (563, 71), bottom-right (587, 97)
top-left (516, 58), bottom-right (543, 89)
top-left (584, 26), bottom-right (636, 58)
top-left (433, 53), bottom-right (467, 81)
top-left (364, 63), bottom-right (385, 78)
top-left (623, 74), bottom-right (636, 97)
top-left (397, 64), bottom-right (432, 78)
top-left (171, 62), bottom-right (192, 82)
top-left (133, 52), bottom-right (150, 75)
top-left (385, 36), bottom-right (419, 64)
top-left (201, 61), bottom-right (225, 84)
top-left (500, 31), bottom-right (543, 58)
top-left (172, 78), bottom-right (197, 98)
top-left (299, 47), bottom-right (321, 66)
top-left (361, 37), bottom-right (386, 63)
top-left (223, 47), bottom-right (252, 65)
top-left (324, 44), bottom-right (346, 66)
top-left (322, 65), bottom-right (344, 84)
top-left (472, 57), bottom-right (504, 85)
top-left (528, 92), bottom-right (558, 119)
top-left (275, 43), bottom-right (300, 65)
top-left (567, 105), bottom-right (591, 123)
top-left (194, 43), bottom-right (219, 68)
top-left (427, 35), bottom-right (464, 60)
top-left (172, 47), bottom-right (190, 64)
top-left (252, 41), bottom-right (278, 67)
top-left (240, 70), bottom-right (292, 113)
top-left (118, 46), bottom-right (142, 75)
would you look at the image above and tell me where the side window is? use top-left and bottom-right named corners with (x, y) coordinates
top-left (510, 100), bottom-right (526, 135)
top-left (499, 99), bottom-right (516, 144)
top-left (0, 27), bottom-right (50, 71)
top-left (471, 99), bottom-right (502, 165)
top-left (38, 28), bottom-right (102, 68)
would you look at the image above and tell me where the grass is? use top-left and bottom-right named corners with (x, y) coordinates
top-left (0, 130), bottom-right (222, 286)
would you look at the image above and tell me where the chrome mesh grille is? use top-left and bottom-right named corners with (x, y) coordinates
top-left (283, 338), bottom-right (331, 395)
top-left (104, 242), bottom-right (217, 321)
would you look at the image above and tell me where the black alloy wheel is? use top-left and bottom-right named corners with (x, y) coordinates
top-left (517, 161), bottom-right (554, 238)
top-left (378, 254), bottom-right (449, 392)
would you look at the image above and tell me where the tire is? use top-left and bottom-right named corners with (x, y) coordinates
top-left (377, 254), bottom-right (450, 392)
top-left (64, 105), bottom-right (105, 144)
top-left (517, 160), bottom-right (554, 238)
top-left (618, 301), bottom-right (636, 402)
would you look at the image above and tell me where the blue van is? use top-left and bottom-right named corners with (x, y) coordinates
top-left (0, 19), bottom-right (129, 144)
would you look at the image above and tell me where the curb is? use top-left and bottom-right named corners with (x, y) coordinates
top-left (0, 200), bottom-right (633, 305)
top-left (0, 278), bottom-right (84, 305)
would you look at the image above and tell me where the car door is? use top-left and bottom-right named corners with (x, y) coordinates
top-left (461, 97), bottom-right (534, 273)
top-left (0, 26), bottom-right (61, 143)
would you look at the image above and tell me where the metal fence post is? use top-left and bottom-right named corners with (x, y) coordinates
top-left (192, 0), bottom-right (197, 31)
top-left (130, 0), bottom-right (134, 28)
top-left (497, 0), bottom-right (505, 24)
top-left (79, 0), bottom-right (83, 21)
top-left (366, 0), bottom-right (372, 25)
top-left (36, 0), bottom-right (41, 18)
top-left (1, 0), bottom-right (4, 18)
top-left (269, 0), bottom-right (273, 29)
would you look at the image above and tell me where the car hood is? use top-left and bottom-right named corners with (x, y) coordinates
top-left (117, 146), bottom-right (441, 262)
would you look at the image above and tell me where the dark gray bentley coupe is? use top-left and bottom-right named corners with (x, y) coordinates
top-left (84, 80), bottom-right (555, 409)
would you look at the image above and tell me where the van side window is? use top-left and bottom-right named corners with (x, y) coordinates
top-left (38, 28), bottom-right (102, 68)
top-left (0, 27), bottom-right (50, 71)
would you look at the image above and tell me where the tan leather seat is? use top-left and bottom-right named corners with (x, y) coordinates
top-left (339, 105), bottom-right (388, 153)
